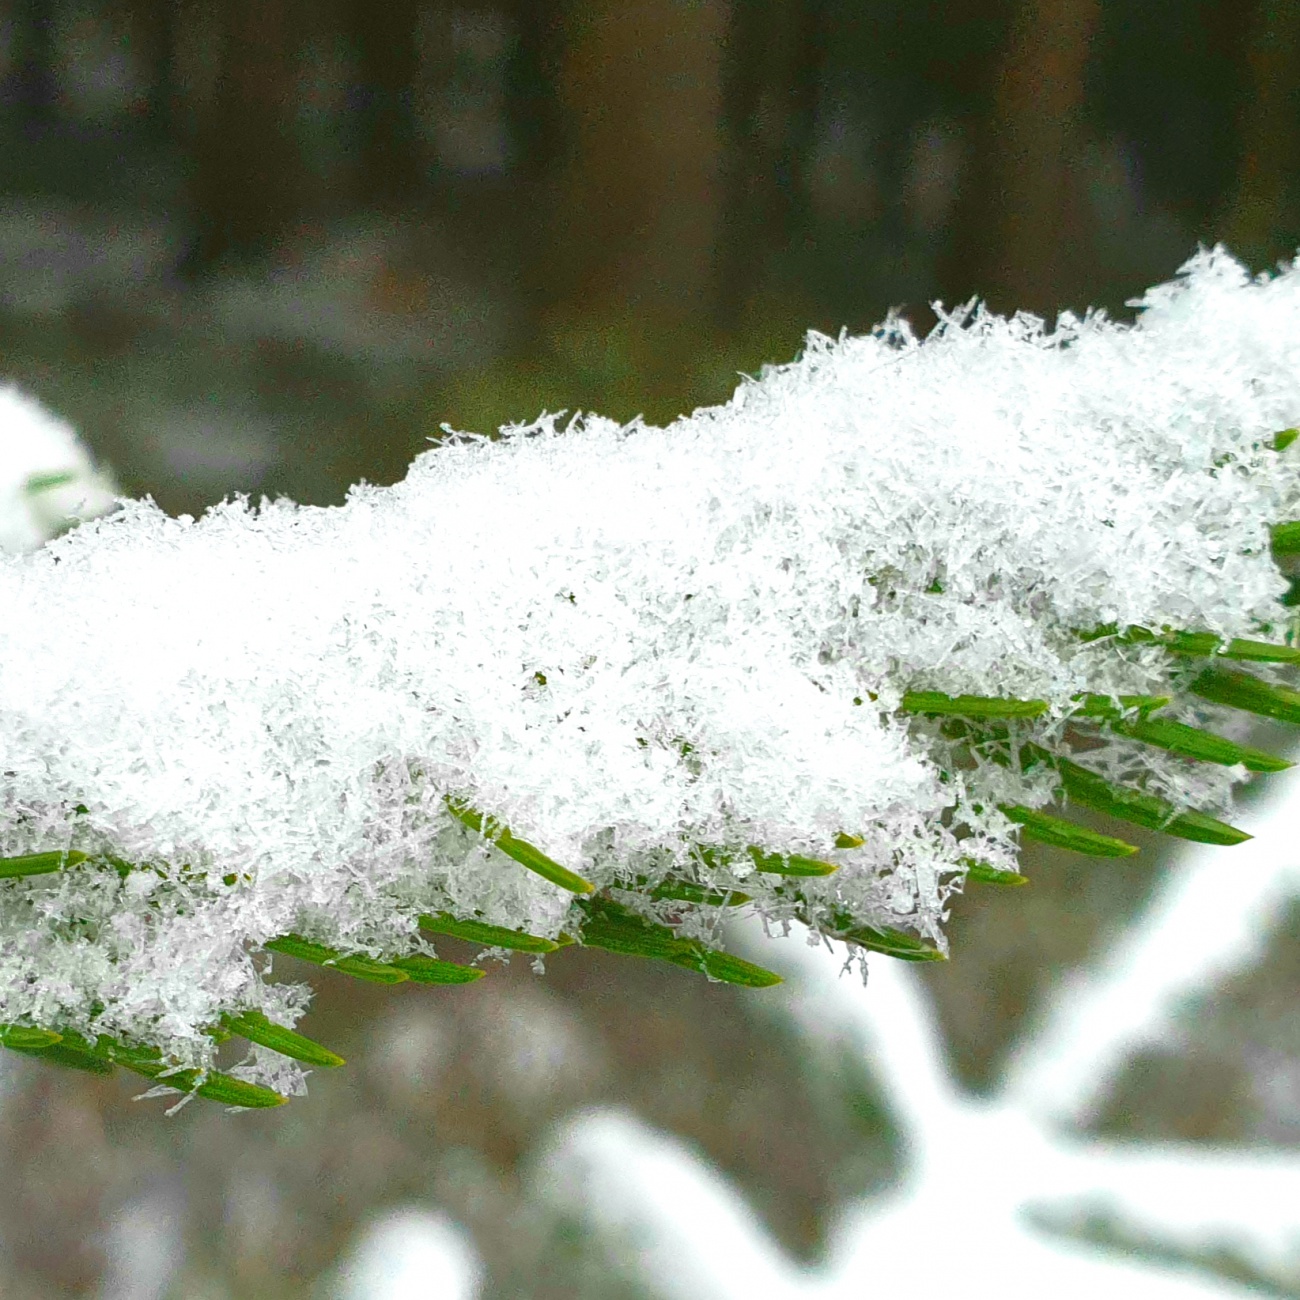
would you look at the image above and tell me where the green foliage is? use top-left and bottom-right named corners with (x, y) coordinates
top-left (1109, 716), bottom-right (1293, 772)
top-left (221, 1011), bottom-right (346, 1069)
top-left (696, 844), bottom-right (840, 878)
top-left (1002, 806), bottom-right (1139, 858)
top-left (960, 859), bottom-right (1029, 887)
top-left (1191, 666), bottom-right (1300, 724)
top-left (446, 797), bottom-right (596, 894)
top-left (420, 912), bottom-right (560, 953)
top-left (0, 849), bottom-right (87, 878)
top-left (1035, 747), bottom-right (1252, 846)
top-left (901, 691), bottom-right (1049, 717)
top-left (263, 935), bottom-right (411, 985)
top-left (574, 896), bottom-right (783, 988)
top-left (10, 1029), bottom-right (287, 1107)
top-left (388, 954), bottom-right (486, 985)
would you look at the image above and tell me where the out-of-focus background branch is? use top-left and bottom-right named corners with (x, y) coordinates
top-left (1, 2), bottom-right (1300, 1296)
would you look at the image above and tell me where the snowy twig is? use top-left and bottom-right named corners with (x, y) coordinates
top-left (2, 247), bottom-right (1300, 1106)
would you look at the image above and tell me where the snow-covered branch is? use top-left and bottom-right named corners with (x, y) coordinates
top-left (2, 247), bottom-right (1300, 1106)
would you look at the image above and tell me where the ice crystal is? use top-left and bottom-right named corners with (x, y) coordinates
top-left (2, 247), bottom-right (1300, 1100)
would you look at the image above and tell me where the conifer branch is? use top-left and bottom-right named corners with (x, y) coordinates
top-left (2, 248), bottom-right (1299, 1107)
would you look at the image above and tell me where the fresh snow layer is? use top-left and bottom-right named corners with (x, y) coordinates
top-left (2, 246), bottom-right (1300, 1090)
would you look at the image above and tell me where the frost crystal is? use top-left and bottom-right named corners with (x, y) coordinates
top-left (2, 246), bottom-right (1300, 1098)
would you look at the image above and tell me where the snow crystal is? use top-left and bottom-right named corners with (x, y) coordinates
top-left (2, 246), bottom-right (1300, 1085)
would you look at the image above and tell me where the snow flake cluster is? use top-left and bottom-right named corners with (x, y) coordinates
top-left (2, 247), bottom-right (1300, 1090)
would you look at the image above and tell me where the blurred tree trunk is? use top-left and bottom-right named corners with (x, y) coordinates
top-left (347, 0), bottom-right (423, 207)
top-left (506, 0), bottom-right (563, 190)
top-left (1220, 0), bottom-right (1300, 269)
top-left (183, 0), bottom-right (304, 274)
top-left (539, 0), bottom-right (732, 331)
top-left (126, 0), bottom-right (181, 143)
top-left (500, 0), bottom-right (563, 344)
top-left (7, 0), bottom-right (59, 128)
top-left (715, 0), bottom-right (824, 326)
top-left (940, 0), bottom-right (1101, 316)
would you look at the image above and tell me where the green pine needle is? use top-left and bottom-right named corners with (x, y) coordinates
top-left (221, 1010), bottom-right (346, 1068)
top-left (644, 878), bottom-right (752, 907)
top-left (1270, 520), bottom-right (1300, 555)
top-left (419, 912), bottom-right (559, 952)
top-left (176, 1072), bottom-right (289, 1108)
top-left (1191, 666), bottom-right (1300, 725)
top-left (263, 935), bottom-right (411, 985)
top-left (784, 892), bottom-right (946, 961)
top-left (1044, 751), bottom-right (1252, 846)
top-left (22, 470), bottom-right (77, 495)
top-left (687, 948), bottom-right (784, 987)
top-left (1155, 630), bottom-right (1300, 664)
top-left (575, 897), bottom-right (782, 987)
top-left (1079, 625), bottom-right (1300, 663)
top-left (0, 1024), bottom-right (62, 1050)
top-left (745, 847), bottom-right (839, 876)
top-left (389, 954), bottom-right (486, 985)
top-left (15, 1030), bottom-right (288, 1107)
top-left (695, 845), bottom-right (838, 877)
top-left (0, 850), bottom-right (87, 878)
top-left (901, 691), bottom-right (1049, 718)
top-left (445, 797), bottom-right (596, 894)
top-left (838, 924), bottom-right (947, 962)
top-left (1000, 805), bottom-right (1139, 857)
top-left (1069, 693), bottom-right (1171, 720)
top-left (1110, 716), bottom-right (1292, 772)
top-left (961, 859), bottom-right (1029, 886)
top-left (7, 1040), bottom-right (116, 1074)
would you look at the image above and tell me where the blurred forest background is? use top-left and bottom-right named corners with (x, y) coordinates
top-left (2, 0), bottom-right (1300, 1297)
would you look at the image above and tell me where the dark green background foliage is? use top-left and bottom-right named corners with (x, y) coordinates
top-left (1, 2), bottom-right (1299, 1295)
